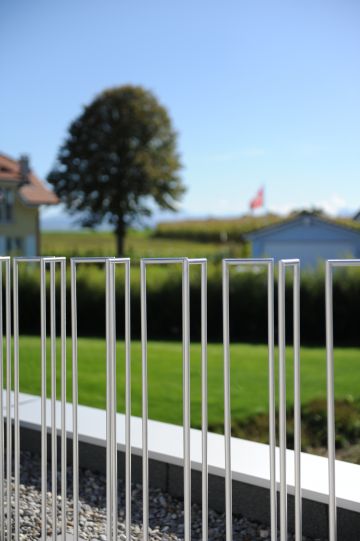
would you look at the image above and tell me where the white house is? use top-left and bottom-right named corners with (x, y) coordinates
top-left (0, 152), bottom-right (58, 256)
top-left (245, 211), bottom-right (360, 268)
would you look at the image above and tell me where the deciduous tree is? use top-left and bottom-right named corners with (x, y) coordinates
top-left (48, 85), bottom-right (185, 254)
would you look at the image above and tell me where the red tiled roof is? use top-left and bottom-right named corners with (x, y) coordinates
top-left (0, 153), bottom-right (58, 205)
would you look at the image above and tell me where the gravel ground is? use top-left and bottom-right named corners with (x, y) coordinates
top-left (3, 451), bottom-right (323, 541)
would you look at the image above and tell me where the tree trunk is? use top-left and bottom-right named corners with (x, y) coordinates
top-left (115, 221), bottom-right (126, 256)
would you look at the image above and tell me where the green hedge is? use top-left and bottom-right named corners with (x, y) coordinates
top-left (14, 264), bottom-right (360, 346)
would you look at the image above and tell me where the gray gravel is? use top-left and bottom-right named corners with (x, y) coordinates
top-left (3, 451), bottom-right (322, 540)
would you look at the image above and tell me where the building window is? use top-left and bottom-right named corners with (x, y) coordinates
top-left (0, 189), bottom-right (14, 223)
top-left (15, 237), bottom-right (22, 251)
top-left (5, 237), bottom-right (22, 254)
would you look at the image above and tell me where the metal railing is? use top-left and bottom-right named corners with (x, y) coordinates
top-left (278, 259), bottom-right (301, 541)
top-left (70, 257), bottom-right (131, 541)
top-left (0, 256), bottom-right (11, 541)
top-left (13, 256), bottom-right (67, 541)
top-left (222, 258), bottom-right (276, 541)
top-left (0, 255), bottom-right (357, 540)
top-left (325, 259), bottom-right (360, 541)
top-left (140, 258), bottom-right (207, 541)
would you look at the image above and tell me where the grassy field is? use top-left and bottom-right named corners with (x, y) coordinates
top-left (154, 213), bottom-right (282, 242)
top-left (41, 230), bottom-right (244, 260)
top-left (17, 337), bottom-right (359, 429)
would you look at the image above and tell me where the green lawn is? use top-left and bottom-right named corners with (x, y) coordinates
top-left (16, 337), bottom-right (360, 429)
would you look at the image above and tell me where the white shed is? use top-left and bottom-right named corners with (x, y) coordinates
top-left (245, 212), bottom-right (360, 269)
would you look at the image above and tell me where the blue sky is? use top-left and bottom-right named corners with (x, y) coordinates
top-left (1, 0), bottom-right (359, 228)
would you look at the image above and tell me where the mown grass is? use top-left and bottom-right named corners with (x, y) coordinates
top-left (17, 337), bottom-right (360, 429)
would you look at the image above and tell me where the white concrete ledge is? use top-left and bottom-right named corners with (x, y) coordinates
top-left (4, 391), bottom-right (360, 515)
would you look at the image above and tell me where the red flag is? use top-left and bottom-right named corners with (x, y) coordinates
top-left (250, 187), bottom-right (264, 210)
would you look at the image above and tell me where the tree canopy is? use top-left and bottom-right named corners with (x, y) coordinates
top-left (47, 85), bottom-right (185, 254)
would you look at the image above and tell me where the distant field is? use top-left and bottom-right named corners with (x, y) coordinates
top-left (154, 214), bottom-right (282, 242)
top-left (41, 230), bottom-right (244, 260)
top-left (42, 214), bottom-right (360, 258)
top-left (154, 214), bottom-right (360, 243)
top-left (17, 337), bottom-right (359, 428)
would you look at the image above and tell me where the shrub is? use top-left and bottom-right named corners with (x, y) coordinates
top-left (208, 398), bottom-right (360, 460)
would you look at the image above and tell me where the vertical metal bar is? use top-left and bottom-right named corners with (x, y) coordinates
top-left (125, 260), bottom-right (131, 541)
top-left (50, 262), bottom-right (57, 540)
top-left (110, 261), bottom-right (118, 541)
top-left (40, 258), bottom-right (47, 541)
top-left (267, 261), bottom-right (277, 541)
top-left (201, 262), bottom-right (208, 541)
top-left (70, 260), bottom-right (79, 540)
top-left (278, 261), bottom-right (287, 541)
top-left (5, 259), bottom-right (11, 541)
top-left (0, 263), bottom-right (4, 541)
top-left (278, 260), bottom-right (301, 540)
top-left (60, 260), bottom-right (67, 541)
top-left (293, 263), bottom-right (302, 541)
top-left (140, 260), bottom-right (149, 541)
top-left (182, 259), bottom-right (191, 541)
top-left (326, 261), bottom-right (337, 541)
top-left (106, 260), bottom-right (112, 541)
top-left (13, 259), bottom-right (20, 541)
top-left (222, 260), bottom-right (232, 541)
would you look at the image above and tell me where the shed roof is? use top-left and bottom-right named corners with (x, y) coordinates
top-left (0, 153), bottom-right (58, 206)
top-left (245, 211), bottom-right (360, 241)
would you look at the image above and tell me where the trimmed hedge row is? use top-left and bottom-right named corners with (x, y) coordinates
top-left (15, 265), bottom-right (360, 345)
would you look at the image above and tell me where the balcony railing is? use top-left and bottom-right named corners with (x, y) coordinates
top-left (1, 255), bottom-right (359, 541)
